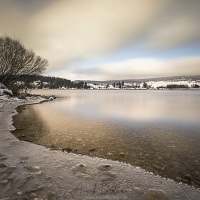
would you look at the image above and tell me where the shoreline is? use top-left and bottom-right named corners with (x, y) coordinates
top-left (0, 97), bottom-right (200, 199)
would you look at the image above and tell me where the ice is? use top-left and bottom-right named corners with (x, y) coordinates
top-left (0, 97), bottom-right (200, 199)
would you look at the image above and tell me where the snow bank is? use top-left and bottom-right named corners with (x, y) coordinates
top-left (0, 82), bottom-right (13, 96)
top-left (0, 97), bottom-right (200, 199)
top-left (147, 80), bottom-right (199, 89)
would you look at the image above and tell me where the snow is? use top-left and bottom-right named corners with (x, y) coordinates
top-left (0, 82), bottom-right (13, 96)
top-left (147, 80), bottom-right (198, 88)
top-left (88, 80), bottom-right (200, 90)
top-left (0, 96), bottom-right (200, 199)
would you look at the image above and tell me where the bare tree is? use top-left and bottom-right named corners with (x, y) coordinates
top-left (0, 36), bottom-right (48, 87)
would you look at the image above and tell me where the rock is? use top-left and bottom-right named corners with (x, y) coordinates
top-left (157, 156), bottom-right (163, 160)
top-left (0, 157), bottom-right (7, 161)
top-left (49, 96), bottom-right (54, 101)
top-left (31, 193), bottom-right (37, 197)
top-left (33, 166), bottom-right (40, 170)
top-left (103, 164), bottom-right (111, 168)
top-left (24, 165), bottom-right (31, 170)
top-left (18, 94), bottom-right (26, 99)
top-left (37, 185), bottom-right (46, 191)
top-left (101, 171), bottom-right (117, 182)
top-left (195, 171), bottom-right (199, 175)
top-left (0, 179), bottom-right (9, 185)
top-left (25, 188), bottom-right (36, 193)
top-left (50, 144), bottom-right (56, 149)
top-left (132, 186), bottom-right (145, 195)
top-left (89, 148), bottom-right (96, 152)
top-left (26, 175), bottom-right (34, 180)
top-left (152, 164), bottom-right (163, 171)
top-left (8, 166), bottom-right (17, 171)
top-left (35, 170), bottom-right (42, 175)
top-left (144, 189), bottom-right (167, 200)
top-left (71, 163), bottom-right (86, 175)
top-left (0, 163), bottom-right (7, 168)
top-left (166, 168), bottom-right (179, 179)
top-left (62, 148), bottom-right (72, 152)
top-left (17, 191), bottom-right (23, 195)
top-left (98, 164), bottom-right (112, 171)
top-left (20, 156), bottom-right (29, 160)
top-left (175, 176), bottom-right (182, 181)
top-left (184, 174), bottom-right (192, 181)
top-left (194, 160), bottom-right (199, 164)
top-left (24, 165), bottom-right (40, 171)
top-left (152, 163), bottom-right (166, 171)
top-left (7, 177), bottom-right (14, 181)
top-left (25, 93), bottom-right (31, 97)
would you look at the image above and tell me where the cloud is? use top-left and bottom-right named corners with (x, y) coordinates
top-left (61, 56), bottom-right (200, 80)
top-left (0, 0), bottom-right (54, 36)
top-left (0, 0), bottom-right (200, 80)
top-left (0, 0), bottom-right (167, 69)
top-left (144, 0), bottom-right (200, 50)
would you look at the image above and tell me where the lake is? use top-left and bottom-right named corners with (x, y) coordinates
top-left (12, 89), bottom-right (200, 187)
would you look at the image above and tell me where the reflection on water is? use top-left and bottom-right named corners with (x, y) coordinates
top-left (13, 90), bottom-right (200, 187)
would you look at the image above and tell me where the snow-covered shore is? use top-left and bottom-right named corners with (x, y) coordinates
top-left (0, 97), bottom-right (200, 199)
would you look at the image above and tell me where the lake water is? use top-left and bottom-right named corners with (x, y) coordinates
top-left (13, 89), bottom-right (200, 187)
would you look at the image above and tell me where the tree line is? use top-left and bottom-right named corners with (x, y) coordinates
top-left (14, 75), bottom-right (88, 89)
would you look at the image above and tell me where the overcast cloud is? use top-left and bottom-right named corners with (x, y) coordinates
top-left (0, 0), bottom-right (200, 80)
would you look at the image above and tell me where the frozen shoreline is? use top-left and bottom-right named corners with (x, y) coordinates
top-left (0, 97), bottom-right (200, 199)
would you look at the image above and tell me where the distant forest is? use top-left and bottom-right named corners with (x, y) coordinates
top-left (14, 75), bottom-right (88, 89)
top-left (11, 75), bottom-right (200, 90)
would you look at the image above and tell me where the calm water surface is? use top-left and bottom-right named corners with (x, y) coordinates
top-left (13, 90), bottom-right (200, 187)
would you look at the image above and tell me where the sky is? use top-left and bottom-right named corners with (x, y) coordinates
top-left (0, 0), bottom-right (200, 81)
